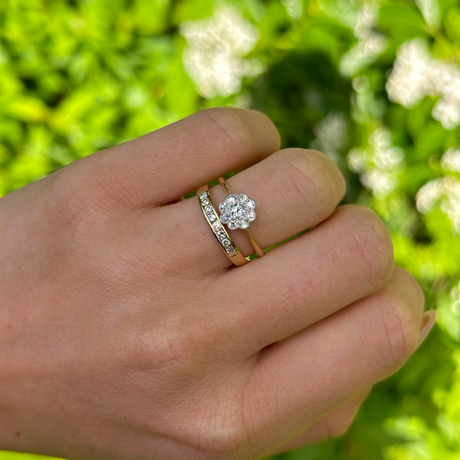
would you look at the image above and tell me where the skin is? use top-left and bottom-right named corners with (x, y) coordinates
top-left (0, 108), bottom-right (435, 460)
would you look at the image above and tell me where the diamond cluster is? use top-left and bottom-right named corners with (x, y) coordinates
top-left (218, 193), bottom-right (256, 230)
top-left (199, 191), bottom-right (237, 256)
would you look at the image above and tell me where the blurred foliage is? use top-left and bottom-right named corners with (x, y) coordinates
top-left (0, 0), bottom-right (460, 459)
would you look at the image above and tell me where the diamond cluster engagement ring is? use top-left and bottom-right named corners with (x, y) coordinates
top-left (197, 177), bottom-right (265, 266)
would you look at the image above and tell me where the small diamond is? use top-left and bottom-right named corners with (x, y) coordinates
top-left (219, 202), bottom-right (226, 212)
top-left (247, 211), bottom-right (256, 222)
top-left (212, 222), bottom-right (221, 231)
top-left (199, 191), bottom-right (208, 199)
top-left (228, 221), bottom-right (238, 230)
top-left (238, 193), bottom-right (248, 202)
top-left (227, 194), bottom-right (237, 204)
top-left (226, 247), bottom-right (237, 256)
top-left (208, 214), bottom-right (216, 222)
top-left (201, 198), bottom-right (209, 205)
top-left (239, 220), bottom-right (249, 230)
top-left (221, 238), bottom-right (231, 247)
top-left (247, 200), bottom-right (255, 209)
top-left (217, 231), bottom-right (226, 239)
top-left (221, 214), bottom-right (229, 223)
top-left (205, 205), bottom-right (213, 214)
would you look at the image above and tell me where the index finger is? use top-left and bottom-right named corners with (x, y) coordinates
top-left (94, 107), bottom-right (281, 206)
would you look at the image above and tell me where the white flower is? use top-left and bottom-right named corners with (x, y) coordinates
top-left (348, 127), bottom-right (405, 198)
top-left (354, 3), bottom-right (379, 40)
top-left (362, 169), bottom-right (399, 198)
top-left (386, 39), bottom-right (430, 108)
top-left (180, 6), bottom-right (263, 98)
top-left (416, 176), bottom-right (460, 232)
top-left (441, 148), bottom-right (460, 173)
top-left (386, 39), bottom-right (460, 129)
top-left (339, 2), bottom-right (387, 76)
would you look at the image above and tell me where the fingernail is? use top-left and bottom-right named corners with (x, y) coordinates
top-left (416, 310), bottom-right (436, 348)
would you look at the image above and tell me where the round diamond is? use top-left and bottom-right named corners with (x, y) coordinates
top-left (239, 220), bottom-right (249, 229)
top-left (247, 211), bottom-right (256, 222)
top-left (199, 192), bottom-right (208, 199)
top-left (238, 193), bottom-right (248, 202)
top-left (226, 194), bottom-right (237, 204)
top-left (221, 238), bottom-right (231, 247)
top-left (226, 247), bottom-right (237, 255)
top-left (201, 198), bottom-right (209, 205)
top-left (208, 214), bottom-right (216, 222)
top-left (205, 205), bottom-right (213, 214)
top-left (247, 200), bottom-right (255, 209)
top-left (228, 221), bottom-right (238, 230)
top-left (219, 202), bottom-right (226, 212)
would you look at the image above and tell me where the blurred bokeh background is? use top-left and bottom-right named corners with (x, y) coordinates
top-left (0, 0), bottom-right (459, 459)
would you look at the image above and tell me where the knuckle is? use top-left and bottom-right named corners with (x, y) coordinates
top-left (43, 161), bottom-right (110, 234)
top-left (127, 321), bottom-right (251, 458)
top-left (368, 292), bottom-right (419, 373)
top-left (276, 148), bottom-right (345, 218)
top-left (195, 107), bottom-right (253, 158)
top-left (128, 314), bottom-right (235, 379)
top-left (43, 154), bottom-right (134, 234)
top-left (71, 154), bottom-right (133, 205)
top-left (341, 205), bottom-right (394, 291)
top-left (129, 320), bottom-right (204, 377)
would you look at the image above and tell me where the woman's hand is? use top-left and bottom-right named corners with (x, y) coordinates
top-left (0, 108), bottom-right (433, 460)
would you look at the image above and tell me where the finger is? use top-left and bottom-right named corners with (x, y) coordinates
top-left (80, 107), bottom-right (280, 207)
top-left (160, 148), bottom-right (345, 271)
top-left (240, 267), bottom-right (425, 457)
top-left (215, 205), bottom-right (394, 354)
top-left (210, 148), bottom-right (346, 257)
top-left (270, 388), bottom-right (371, 454)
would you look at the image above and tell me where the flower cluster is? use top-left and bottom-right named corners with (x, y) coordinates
top-left (219, 193), bottom-right (256, 230)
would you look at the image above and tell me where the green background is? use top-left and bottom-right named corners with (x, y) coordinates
top-left (1, 0), bottom-right (459, 459)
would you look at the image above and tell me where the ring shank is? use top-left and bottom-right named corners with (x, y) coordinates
top-left (197, 184), bottom-right (249, 266)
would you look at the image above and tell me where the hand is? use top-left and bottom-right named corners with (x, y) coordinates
top-left (0, 108), bottom-right (433, 460)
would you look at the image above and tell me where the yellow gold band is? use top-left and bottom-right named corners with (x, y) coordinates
top-left (197, 184), bottom-right (250, 266)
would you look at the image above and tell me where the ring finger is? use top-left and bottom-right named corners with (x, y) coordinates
top-left (156, 147), bottom-right (346, 272)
